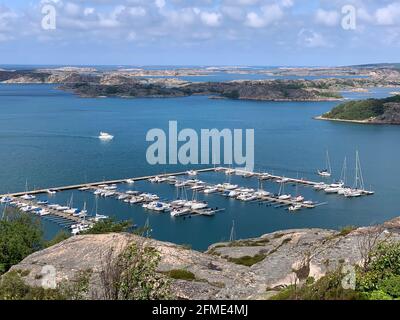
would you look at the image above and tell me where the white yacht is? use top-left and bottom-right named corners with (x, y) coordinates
top-left (288, 204), bottom-right (302, 212)
top-left (186, 170), bottom-right (198, 176)
top-left (203, 187), bottom-right (218, 194)
top-left (170, 207), bottom-right (191, 217)
top-left (318, 150), bottom-right (332, 177)
top-left (20, 194), bottom-right (36, 200)
top-left (99, 132), bottom-right (114, 140)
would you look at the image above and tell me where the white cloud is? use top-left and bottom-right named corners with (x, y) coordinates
top-left (200, 11), bottom-right (222, 27)
top-left (298, 29), bottom-right (330, 48)
top-left (245, 4), bottom-right (283, 28)
top-left (375, 3), bottom-right (400, 26)
top-left (315, 9), bottom-right (339, 27)
top-left (155, 0), bottom-right (166, 10)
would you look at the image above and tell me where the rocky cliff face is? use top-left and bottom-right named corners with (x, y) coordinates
top-left (374, 103), bottom-right (400, 124)
top-left (9, 217), bottom-right (400, 300)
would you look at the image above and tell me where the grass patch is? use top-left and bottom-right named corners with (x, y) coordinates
top-left (228, 253), bottom-right (267, 267)
top-left (167, 269), bottom-right (196, 281)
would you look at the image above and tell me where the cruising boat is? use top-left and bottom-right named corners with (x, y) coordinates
top-left (170, 207), bottom-right (191, 217)
top-left (278, 181), bottom-right (291, 200)
top-left (191, 201), bottom-right (208, 210)
top-left (203, 187), bottom-right (218, 194)
top-left (186, 170), bottom-right (198, 176)
top-left (98, 132), bottom-right (114, 140)
top-left (237, 193), bottom-right (257, 202)
top-left (313, 182), bottom-right (328, 191)
top-left (222, 183), bottom-right (238, 190)
top-left (293, 195), bottom-right (305, 202)
top-left (225, 168), bottom-right (236, 175)
top-left (20, 194), bottom-right (36, 200)
top-left (254, 190), bottom-right (270, 198)
top-left (288, 204), bottom-right (302, 212)
top-left (318, 150), bottom-right (332, 177)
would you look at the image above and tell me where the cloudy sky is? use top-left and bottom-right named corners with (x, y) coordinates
top-left (0, 0), bottom-right (400, 66)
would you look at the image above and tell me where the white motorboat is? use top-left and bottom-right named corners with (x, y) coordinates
top-left (203, 187), bottom-right (218, 194)
top-left (228, 190), bottom-right (239, 198)
top-left (186, 170), bottom-right (198, 176)
top-left (125, 179), bottom-right (134, 184)
top-left (237, 193), bottom-right (257, 202)
top-left (225, 169), bottom-right (236, 175)
top-left (46, 189), bottom-right (57, 195)
top-left (293, 195), bottom-right (305, 202)
top-left (288, 204), bottom-right (302, 212)
top-left (99, 132), bottom-right (114, 140)
top-left (313, 183), bottom-right (328, 191)
top-left (254, 190), bottom-right (270, 198)
top-left (170, 207), bottom-right (191, 217)
top-left (318, 150), bottom-right (332, 177)
top-left (191, 202), bottom-right (208, 210)
top-left (20, 194), bottom-right (36, 200)
top-left (222, 183), bottom-right (238, 190)
top-left (117, 194), bottom-right (130, 200)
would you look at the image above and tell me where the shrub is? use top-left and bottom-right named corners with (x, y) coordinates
top-left (81, 218), bottom-right (133, 235)
top-left (0, 209), bottom-right (43, 275)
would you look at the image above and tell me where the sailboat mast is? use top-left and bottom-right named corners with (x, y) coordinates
top-left (326, 150), bottom-right (332, 174)
top-left (356, 151), bottom-right (365, 190)
top-left (229, 220), bottom-right (236, 242)
top-left (341, 156), bottom-right (347, 184)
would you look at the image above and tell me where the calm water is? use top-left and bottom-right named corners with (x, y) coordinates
top-left (0, 84), bottom-right (398, 250)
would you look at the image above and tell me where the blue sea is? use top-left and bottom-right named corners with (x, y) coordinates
top-left (0, 84), bottom-right (398, 250)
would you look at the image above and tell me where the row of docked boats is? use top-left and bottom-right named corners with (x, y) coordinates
top-left (150, 175), bottom-right (313, 212)
top-left (86, 184), bottom-right (212, 218)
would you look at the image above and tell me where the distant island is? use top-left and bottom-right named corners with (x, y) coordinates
top-left (1, 64), bottom-right (400, 102)
top-left (317, 95), bottom-right (400, 124)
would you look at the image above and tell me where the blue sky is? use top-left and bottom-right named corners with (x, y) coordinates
top-left (0, 0), bottom-right (399, 66)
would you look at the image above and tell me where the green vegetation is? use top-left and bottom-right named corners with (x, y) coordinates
top-left (99, 242), bottom-right (172, 300)
top-left (81, 218), bottom-right (134, 235)
top-left (317, 91), bottom-right (342, 99)
top-left (44, 231), bottom-right (71, 248)
top-left (272, 240), bottom-right (400, 300)
top-left (323, 95), bottom-right (400, 120)
top-left (228, 253), bottom-right (267, 267)
top-left (167, 269), bottom-right (196, 281)
top-left (0, 270), bottom-right (91, 300)
top-left (271, 268), bottom-right (365, 300)
top-left (0, 209), bottom-right (43, 275)
top-left (222, 90), bottom-right (240, 99)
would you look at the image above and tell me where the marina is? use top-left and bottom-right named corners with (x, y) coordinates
top-left (0, 85), bottom-right (392, 250)
top-left (1, 162), bottom-right (375, 235)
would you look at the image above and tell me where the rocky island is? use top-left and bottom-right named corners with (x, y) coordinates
top-left (317, 95), bottom-right (400, 124)
top-left (2, 65), bottom-right (400, 102)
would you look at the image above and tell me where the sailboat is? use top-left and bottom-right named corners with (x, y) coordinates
top-left (278, 181), bottom-right (291, 200)
top-left (344, 151), bottom-right (367, 198)
top-left (326, 157), bottom-right (347, 194)
top-left (318, 150), bottom-right (332, 177)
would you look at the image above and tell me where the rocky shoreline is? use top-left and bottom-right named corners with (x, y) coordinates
top-left (8, 217), bottom-right (400, 300)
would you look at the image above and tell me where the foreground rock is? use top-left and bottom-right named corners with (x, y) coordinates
top-left (9, 218), bottom-right (400, 300)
